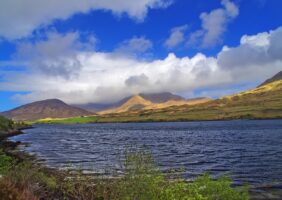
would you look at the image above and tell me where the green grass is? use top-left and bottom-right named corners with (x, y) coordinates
top-left (36, 116), bottom-right (98, 124)
top-left (0, 149), bottom-right (249, 200)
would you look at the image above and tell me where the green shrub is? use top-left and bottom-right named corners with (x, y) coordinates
top-left (0, 116), bottom-right (14, 132)
top-left (7, 161), bottom-right (57, 191)
top-left (0, 149), bottom-right (15, 174)
top-left (106, 151), bottom-right (249, 200)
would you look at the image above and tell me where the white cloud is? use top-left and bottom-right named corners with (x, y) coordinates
top-left (164, 25), bottom-right (188, 48)
top-left (1, 27), bottom-right (282, 105)
top-left (0, 0), bottom-right (171, 40)
top-left (187, 0), bottom-right (239, 48)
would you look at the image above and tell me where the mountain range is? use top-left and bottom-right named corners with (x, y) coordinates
top-left (74, 92), bottom-right (185, 112)
top-left (0, 92), bottom-right (193, 121)
top-left (1, 71), bottom-right (282, 121)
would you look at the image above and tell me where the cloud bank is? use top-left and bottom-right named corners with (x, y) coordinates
top-left (0, 26), bottom-right (282, 105)
top-left (0, 0), bottom-right (171, 40)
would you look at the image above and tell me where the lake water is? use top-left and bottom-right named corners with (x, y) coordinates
top-left (10, 120), bottom-right (282, 198)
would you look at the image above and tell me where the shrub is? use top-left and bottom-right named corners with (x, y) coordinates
top-left (104, 151), bottom-right (249, 200)
top-left (0, 116), bottom-right (14, 132)
top-left (0, 149), bottom-right (15, 174)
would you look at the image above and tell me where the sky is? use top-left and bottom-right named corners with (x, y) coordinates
top-left (0, 0), bottom-right (282, 111)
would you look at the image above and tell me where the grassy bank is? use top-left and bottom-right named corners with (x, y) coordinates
top-left (0, 116), bottom-right (29, 140)
top-left (0, 148), bottom-right (249, 200)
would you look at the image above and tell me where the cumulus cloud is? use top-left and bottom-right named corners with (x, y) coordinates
top-left (1, 27), bottom-right (282, 105)
top-left (187, 0), bottom-right (239, 48)
top-left (0, 0), bottom-right (172, 40)
top-left (164, 25), bottom-right (188, 48)
top-left (15, 31), bottom-right (96, 79)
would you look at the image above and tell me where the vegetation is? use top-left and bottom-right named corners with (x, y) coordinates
top-left (0, 116), bottom-right (29, 140)
top-left (0, 149), bottom-right (249, 200)
top-left (0, 116), bottom-right (14, 132)
top-left (35, 116), bottom-right (98, 124)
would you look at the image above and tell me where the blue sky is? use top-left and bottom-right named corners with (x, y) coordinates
top-left (0, 0), bottom-right (282, 111)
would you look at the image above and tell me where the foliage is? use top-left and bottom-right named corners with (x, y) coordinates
top-left (0, 149), bottom-right (249, 200)
top-left (0, 149), bottom-right (15, 174)
top-left (0, 116), bottom-right (14, 132)
top-left (103, 151), bottom-right (249, 200)
top-left (0, 149), bottom-right (57, 199)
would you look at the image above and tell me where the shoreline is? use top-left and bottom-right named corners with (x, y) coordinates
top-left (36, 116), bottom-right (282, 125)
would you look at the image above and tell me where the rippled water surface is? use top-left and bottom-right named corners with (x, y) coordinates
top-left (10, 120), bottom-right (282, 198)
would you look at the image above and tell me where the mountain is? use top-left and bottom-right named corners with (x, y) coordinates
top-left (100, 95), bottom-right (153, 114)
top-left (76, 92), bottom-right (184, 112)
top-left (99, 95), bottom-right (210, 114)
top-left (1, 99), bottom-right (93, 121)
top-left (259, 71), bottom-right (282, 87)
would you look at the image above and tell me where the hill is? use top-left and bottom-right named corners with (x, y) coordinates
top-left (259, 71), bottom-right (282, 87)
top-left (1, 99), bottom-right (93, 121)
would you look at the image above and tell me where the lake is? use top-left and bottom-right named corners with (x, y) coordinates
top-left (10, 120), bottom-right (282, 198)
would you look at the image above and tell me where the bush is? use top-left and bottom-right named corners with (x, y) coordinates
top-left (0, 149), bottom-right (15, 174)
top-left (104, 151), bottom-right (249, 200)
top-left (0, 116), bottom-right (14, 132)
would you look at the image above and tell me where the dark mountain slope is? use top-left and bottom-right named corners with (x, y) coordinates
top-left (139, 92), bottom-right (184, 103)
top-left (259, 71), bottom-right (282, 87)
top-left (1, 99), bottom-right (93, 121)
